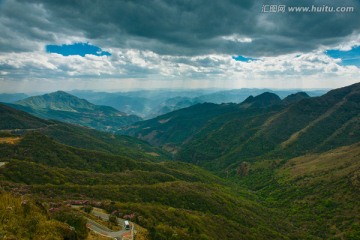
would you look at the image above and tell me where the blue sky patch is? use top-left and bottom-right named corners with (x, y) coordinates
top-left (325, 46), bottom-right (360, 67)
top-left (46, 42), bottom-right (111, 57)
top-left (232, 55), bottom-right (257, 62)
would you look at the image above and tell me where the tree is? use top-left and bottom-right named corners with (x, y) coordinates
top-left (108, 214), bottom-right (117, 226)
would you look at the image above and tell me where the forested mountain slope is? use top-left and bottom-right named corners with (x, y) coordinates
top-left (0, 104), bottom-right (298, 240)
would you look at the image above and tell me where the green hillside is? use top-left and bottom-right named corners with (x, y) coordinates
top-left (0, 131), bottom-right (297, 239)
top-left (122, 102), bottom-right (239, 152)
top-left (177, 82), bottom-right (360, 172)
top-left (9, 91), bottom-right (142, 132)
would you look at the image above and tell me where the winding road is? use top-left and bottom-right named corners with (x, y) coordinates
top-left (72, 206), bottom-right (134, 239)
top-left (88, 209), bottom-right (129, 238)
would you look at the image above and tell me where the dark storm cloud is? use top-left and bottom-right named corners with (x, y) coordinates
top-left (0, 0), bottom-right (80, 52)
top-left (1, 0), bottom-right (360, 56)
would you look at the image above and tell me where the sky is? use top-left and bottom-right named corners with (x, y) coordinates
top-left (0, 0), bottom-right (360, 93)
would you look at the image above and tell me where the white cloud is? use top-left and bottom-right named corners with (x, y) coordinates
top-left (221, 34), bottom-right (252, 43)
top-left (0, 44), bottom-right (359, 92)
top-left (329, 33), bottom-right (360, 51)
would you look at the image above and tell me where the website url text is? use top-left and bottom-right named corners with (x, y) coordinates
top-left (262, 5), bottom-right (355, 13)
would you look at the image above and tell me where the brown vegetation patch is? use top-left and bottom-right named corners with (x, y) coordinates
top-left (0, 137), bottom-right (22, 145)
top-left (146, 152), bottom-right (160, 157)
top-left (279, 143), bottom-right (360, 184)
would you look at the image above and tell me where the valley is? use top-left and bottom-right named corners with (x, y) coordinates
top-left (0, 83), bottom-right (360, 239)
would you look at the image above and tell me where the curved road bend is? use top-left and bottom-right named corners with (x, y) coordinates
top-left (91, 209), bottom-right (127, 227)
top-left (86, 208), bottom-right (132, 239)
top-left (86, 218), bottom-right (125, 238)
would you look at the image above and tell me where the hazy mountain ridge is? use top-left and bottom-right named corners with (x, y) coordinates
top-left (0, 88), bottom-right (324, 120)
top-left (70, 89), bottom-right (218, 119)
top-left (7, 91), bottom-right (142, 132)
top-left (68, 88), bottom-right (326, 119)
top-left (0, 93), bottom-right (28, 103)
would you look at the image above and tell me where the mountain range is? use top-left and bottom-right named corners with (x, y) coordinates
top-left (0, 89), bottom-right (326, 119)
top-left (124, 83), bottom-right (360, 172)
top-left (4, 91), bottom-right (141, 132)
top-left (122, 90), bottom-right (310, 152)
top-left (69, 88), bottom-right (326, 119)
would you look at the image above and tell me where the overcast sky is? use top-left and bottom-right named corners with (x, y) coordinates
top-left (0, 0), bottom-right (360, 93)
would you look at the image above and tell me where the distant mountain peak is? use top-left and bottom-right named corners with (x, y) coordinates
top-left (283, 92), bottom-right (310, 105)
top-left (16, 91), bottom-right (94, 111)
top-left (49, 90), bottom-right (74, 96)
top-left (12, 91), bottom-right (141, 132)
top-left (240, 92), bottom-right (281, 108)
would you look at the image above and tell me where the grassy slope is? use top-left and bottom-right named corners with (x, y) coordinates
top-left (238, 143), bottom-right (360, 239)
top-left (0, 192), bottom-right (79, 240)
